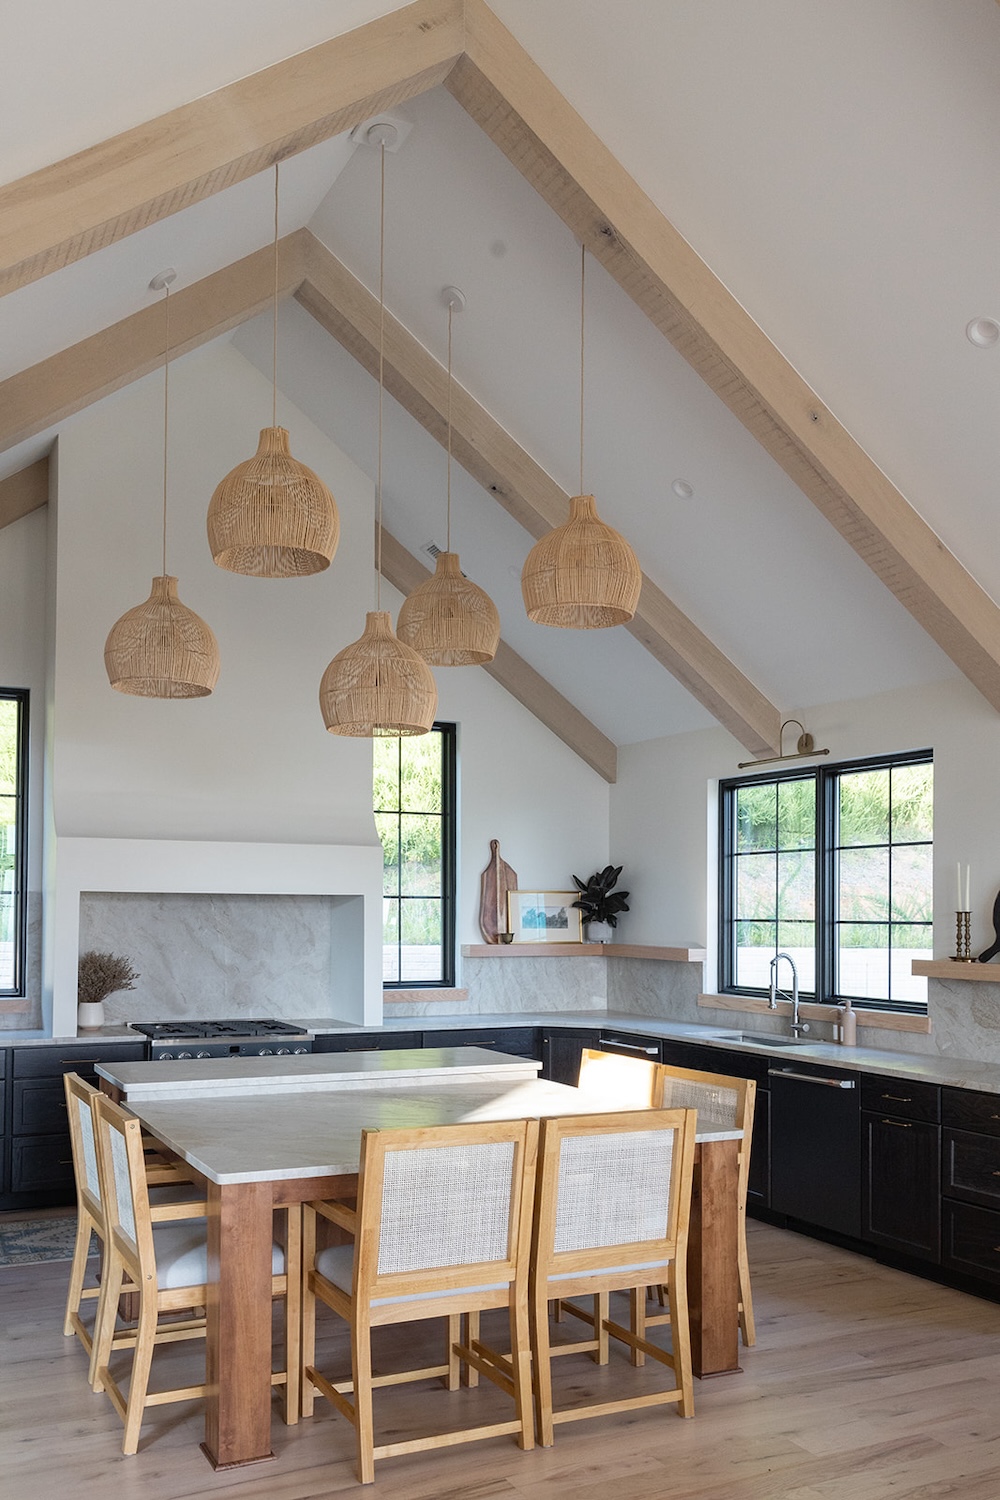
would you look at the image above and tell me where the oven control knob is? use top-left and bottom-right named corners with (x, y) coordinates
top-left (276, 1047), bottom-right (290, 1055)
top-left (196, 1050), bottom-right (212, 1059)
top-left (177, 1051), bottom-right (193, 1060)
top-left (159, 1050), bottom-right (174, 1060)
top-left (259, 1047), bottom-right (273, 1056)
top-left (293, 1046), bottom-right (309, 1054)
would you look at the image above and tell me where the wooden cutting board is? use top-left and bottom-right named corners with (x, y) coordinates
top-left (479, 839), bottom-right (518, 943)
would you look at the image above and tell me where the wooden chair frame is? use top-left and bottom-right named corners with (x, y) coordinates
top-left (645, 1063), bottom-right (758, 1348)
top-left (528, 1107), bottom-right (697, 1446)
top-left (301, 1118), bottom-right (538, 1485)
top-left (90, 1091), bottom-right (300, 1455)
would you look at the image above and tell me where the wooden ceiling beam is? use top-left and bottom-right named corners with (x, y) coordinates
top-left (0, 0), bottom-right (464, 297)
top-left (451, 0), bottom-right (1000, 712)
top-left (299, 234), bottom-right (781, 756)
top-left (0, 233), bottom-right (309, 455)
top-left (0, 457), bottom-right (49, 530)
top-left (377, 527), bottom-right (617, 781)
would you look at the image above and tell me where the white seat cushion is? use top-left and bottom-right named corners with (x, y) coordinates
top-left (315, 1243), bottom-right (506, 1307)
top-left (548, 1258), bottom-right (668, 1283)
top-left (152, 1223), bottom-right (285, 1291)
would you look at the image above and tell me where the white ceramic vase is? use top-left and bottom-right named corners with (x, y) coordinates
top-left (77, 999), bottom-right (106, 1030)
top-left (585, 922), bottom-right (609, 943)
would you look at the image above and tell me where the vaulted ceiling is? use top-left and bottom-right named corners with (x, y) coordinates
top-left (3, 0), bottom-right (1000, 778)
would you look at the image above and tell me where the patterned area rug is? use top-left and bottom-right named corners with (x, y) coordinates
top-left (0, 1216), bottom-right (94, 1265)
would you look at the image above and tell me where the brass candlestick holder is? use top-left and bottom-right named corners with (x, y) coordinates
top-left (952, 910), bottom-right (973, 961)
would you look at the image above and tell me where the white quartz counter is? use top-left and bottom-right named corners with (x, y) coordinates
top-left (96, 1045), bottom-right (541, 1100)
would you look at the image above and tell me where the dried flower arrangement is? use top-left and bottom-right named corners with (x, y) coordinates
top-left (78, 950), bottom-right (139, 1005)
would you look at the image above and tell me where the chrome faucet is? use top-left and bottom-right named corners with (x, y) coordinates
top-left (769, 952), bottom-right (809, 1038)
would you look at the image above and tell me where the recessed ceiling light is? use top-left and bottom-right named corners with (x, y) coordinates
top-left (966, 318), bottom-right (1000, 348)
top-left (671, 479), bottom-right (694, 499)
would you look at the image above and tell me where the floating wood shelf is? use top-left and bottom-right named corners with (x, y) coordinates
top-left (912, 960), bottom-right (1000, 983)
top-left (461, 944), bottom-right (706, 962)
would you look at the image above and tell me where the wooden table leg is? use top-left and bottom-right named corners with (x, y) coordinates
top-left (687, 1137), bottom-right (741, 1378)
top-left (202, 1180), bottom-right (276, 1469)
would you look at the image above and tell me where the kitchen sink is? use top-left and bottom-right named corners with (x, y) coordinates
top-left (720, 1031), bottom-right (815, 1048)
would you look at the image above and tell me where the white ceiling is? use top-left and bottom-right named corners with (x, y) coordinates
top-left (6, 0), bottom-right (1000, 752)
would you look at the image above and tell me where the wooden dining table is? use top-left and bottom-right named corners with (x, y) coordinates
top-left (119, 1067), bottom-right (742, 1469)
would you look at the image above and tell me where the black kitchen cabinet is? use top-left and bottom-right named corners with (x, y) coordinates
top-left (0, 1048), bottom-right (8, 1201)
top-left (4, 1040), bottom-right (145, 1210)
top-left (314, 1031), bottom-right (424, 1053)
top-left (596, 1029), bottom-right (662, 1062)
top-left (861, 1073), bottom-right (940, 1262)
top-left (421, 1028), bottom-right (540, 1059)
top-left (769, 1061), bottom-right (861, 1238)
top-left (540, 1027), bottom-right (600, 1085)
top-left (942, 1086), bottom-right (1000, 1286)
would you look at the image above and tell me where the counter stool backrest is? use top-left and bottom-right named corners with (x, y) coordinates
top-left (577, 1048), bottom-right (660, 1110)
top-left (657, 1074), bottom-right (740, 1129)
top-left (64, 1072), bottom-right (104, 1220)
top-left (376, 1138), bottom-right (517, 1276)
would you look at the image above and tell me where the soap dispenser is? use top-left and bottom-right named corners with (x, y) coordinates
top-left (838, 997), bottom-right (857, 1046)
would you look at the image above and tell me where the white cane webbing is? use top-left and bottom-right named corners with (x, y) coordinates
top-left (377, 1141), bottom-right (515, 1275)
top-left (554, 1131), bottom-right (673, 1253)
top-left (108, 1126), bottom-right (137, 1245)
top-left (659, 1079), bottom-right (738, 1129)
top-left (76, 1095), bottom-right (101, 1199)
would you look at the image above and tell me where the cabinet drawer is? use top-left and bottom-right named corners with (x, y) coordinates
top-left (314, 1032), bottom-right (423, 1053)
top-left (942, 1200), bottom-right (1000, 1285)
top-left (13, 1043), bottom-right (145, 1079)
top-left (422, 1028), bottom-right (540, 1059)
top-left (11, 1135), bottom-right (76, 1196)
top-left (860, 1074), bottom-right (939, 1122)
top-left (661, 1041), bottom-right (771, 1086)
top-left (942, 1087), bottom-right (1000, 1138)
top-left (598, 1030), bottom-right (661, 1060)
top-left (943, 1129), bottom-right (1000, 1208)
top-left (0, 1078), bottom-right (5, 1134)
top-left (13, 1079), bottom-right (70, 1136)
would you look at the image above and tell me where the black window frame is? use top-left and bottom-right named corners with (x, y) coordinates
top-left (377, 721), bottom-right (457, 990)
top-left (0, 688), bottom-right (29, 999)
top-left (719, 746), bottom-right (932, 1014)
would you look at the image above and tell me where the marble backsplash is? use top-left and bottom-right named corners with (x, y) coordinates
top-left (78, 891), bottom-right (361, 1024)
top-left (386, 953), bottom-right (609, 1016)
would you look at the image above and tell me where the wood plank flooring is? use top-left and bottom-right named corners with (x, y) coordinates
top-left (3, 1221), bottom-right (1000, 1498)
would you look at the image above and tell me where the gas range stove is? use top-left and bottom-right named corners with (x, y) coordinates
top-left (130, 1019), bottom-right (314, 1060)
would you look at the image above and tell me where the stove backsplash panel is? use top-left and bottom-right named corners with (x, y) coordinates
top-left (78, 890), bottom-right (361, 1023)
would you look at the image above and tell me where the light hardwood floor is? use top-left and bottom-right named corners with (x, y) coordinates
top-left (3, 1221), bottom-right (1000, 1499)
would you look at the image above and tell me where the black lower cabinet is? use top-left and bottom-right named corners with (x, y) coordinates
top-left (315, 1032), bottom-right (423, 1053)
top-left (540, 1028), bottom-right (600, 1085)
top-left (747, 1087), bottom-right (769, 1208)
top-left (942, 1201), bottom-right (1000, 1285)
top-left (862, 1110), bottom-right (940, 1261)
top-left (422, 1028), bottom-right (540, 1059)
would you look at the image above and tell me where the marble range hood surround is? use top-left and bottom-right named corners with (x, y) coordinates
top-left (46, 837), bottom-right (384, 1037)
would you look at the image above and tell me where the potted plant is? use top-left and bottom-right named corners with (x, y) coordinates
top-left (571, 865), bottom-right (630, 941)
top-left (78, 950), bottom-right (139, 1030)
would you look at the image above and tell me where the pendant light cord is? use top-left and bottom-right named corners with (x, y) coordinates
top-left (579, 241), bottom-right (586, 498)
top-left (446, 299), bottom-right (453, 552)
top-left (376, 140), bottom-right (386, 611)
top-left (161, 283), bottom-right (170, 577)
top-left (272, 161), bottom-right (279, 430)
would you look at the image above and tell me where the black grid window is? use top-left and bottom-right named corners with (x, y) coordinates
top-left (0, 689), bottom-right (28, 997)
top-left (720, 749), bottom-right (932, 1011)
top-left (375, 723), bottom-right (456, 988)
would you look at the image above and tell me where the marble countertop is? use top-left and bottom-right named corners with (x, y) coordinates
top-left (97, 1046), bottom-right (541, 1100)
top-left (128, 1075), bottom-right (742, 1185)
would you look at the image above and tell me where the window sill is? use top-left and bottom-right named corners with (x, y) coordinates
top-left (697, 992), bottom-right (932, 1035)
top-left (383, 988), bottom-right (469, 1005)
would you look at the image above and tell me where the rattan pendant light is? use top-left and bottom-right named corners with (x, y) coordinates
top-left (396, 288), bottom-right (500, 665)
top-left (105, 271), bottom-right (221, 698)
top-left (521, 245), bottom-right (642, 628)
top-left (207, 162), bottom-right (339, 577)
top-left (319, 129), bottom-right (436, 737)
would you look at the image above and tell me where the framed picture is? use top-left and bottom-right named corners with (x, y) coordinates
top-left (507, 890), bottom-right (583, 944)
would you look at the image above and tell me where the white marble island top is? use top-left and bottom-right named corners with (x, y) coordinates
top-left (96, 1045), bottom-right (541, 1101)
top-left (127, 1075), bottom-right (741, 1185)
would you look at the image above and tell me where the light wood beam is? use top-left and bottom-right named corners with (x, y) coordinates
top-left (451, 0), bottom-right (1000, 711)
top-left (299, 235), bottom-right (781, 757)
top-left (0, 457), bottom-right (49, 530)
top-left (0, 233), bottom-right (309, 455)
top-left (0, 0), bottom-right (464, 296)
top-left (378, 527), bottom-right (617, 781)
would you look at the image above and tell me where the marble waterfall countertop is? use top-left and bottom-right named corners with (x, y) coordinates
top-left (96, 1045), bottom-right (541, 1100)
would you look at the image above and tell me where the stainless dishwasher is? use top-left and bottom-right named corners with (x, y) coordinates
top-left (769, 1061), bottom-right (861, 1238)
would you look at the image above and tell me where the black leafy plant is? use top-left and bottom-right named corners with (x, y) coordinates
top-left (571, 865), bottom-right (630, 928)
top-left (78, 950), bottom-right (139, 1005)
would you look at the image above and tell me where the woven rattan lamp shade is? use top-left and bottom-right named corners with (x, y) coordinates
top-left (104, 575), bottom-right (221, 697)
top-left (319, 610), bottom-right (437, 736)
top-left (521, 493), bottom-right (642, 629)
top-left (396, 552), bottom-right (500, 666)
top-left (207, 427), bottom-right (340, 577)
